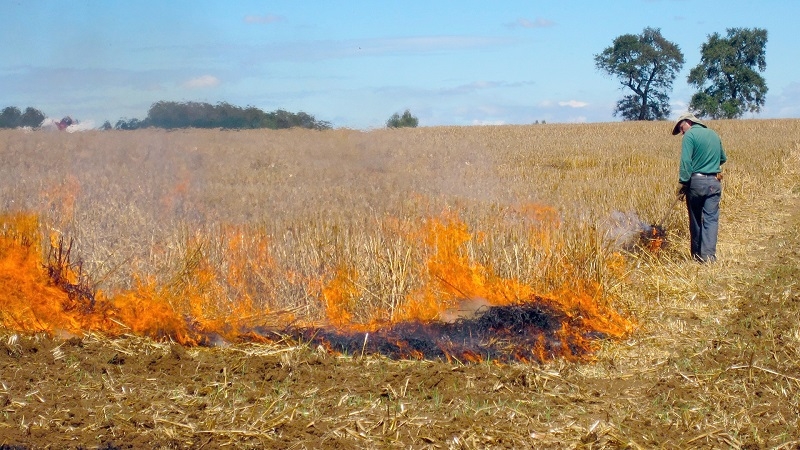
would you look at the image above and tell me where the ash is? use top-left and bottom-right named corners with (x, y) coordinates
top-left (273, 298), bottom-right (607, 364)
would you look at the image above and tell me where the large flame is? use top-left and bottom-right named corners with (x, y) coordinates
top-left (305, 211), bottom-right (633, 362)
top-left (0, 210), bottom-right (634, 363)
top-left (0, 213), bottom-right (104, 334)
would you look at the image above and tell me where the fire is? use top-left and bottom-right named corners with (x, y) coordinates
top-left (396, 214), bottom-right (535, 322)
top-left (640, 224), bottom-right (667, 254)
top-left (322, 266), bottom-right (359, 326)
top-left (0, 213), bottom-right (106, 334)
top-left (0, 215), bottom-right (268, 345)
top-left (0, 210), bottom-right (634, 363)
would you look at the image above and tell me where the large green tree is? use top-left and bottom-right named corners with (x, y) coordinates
top-left (595, 27), bottom-right (684, 121)
top-left (688, 27), bottom-right (768, 119)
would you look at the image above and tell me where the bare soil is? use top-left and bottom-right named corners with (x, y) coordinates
top-left (2, 203), bottom-right (799, 449)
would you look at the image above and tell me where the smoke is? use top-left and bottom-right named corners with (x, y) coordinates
top-left (603, 210), bottom-right (651, 250)
top-left (39, 117), bottom-right (96, 132)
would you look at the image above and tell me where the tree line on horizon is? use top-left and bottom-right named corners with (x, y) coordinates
top-left (0, 102), bottom-right (335, 131)
top-left (0, 101), bottom-right (425, 130)
top-left (110, 101), bottom-right (333, 131)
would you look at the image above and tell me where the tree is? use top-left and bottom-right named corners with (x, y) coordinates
top-left (0, 106), bottom-right (22, 128)
top-left (595, 27), bottom-right (684, 121)
top-left (0, 106), bottom-right (45, 128)
top-left (386, 109), bottom-right (419, 128)
top-left (115, 118), bottom-right (144, 130)
top-left (19, 107), bottom-right (45, 128)
top-left (688, 28), bottom-right (768, 119)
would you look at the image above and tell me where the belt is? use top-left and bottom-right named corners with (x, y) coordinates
top-left (691, 173), bottom-right (718, 177)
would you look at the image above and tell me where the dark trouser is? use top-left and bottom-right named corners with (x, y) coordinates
top-left (685, 174), bottom-right (722, 262)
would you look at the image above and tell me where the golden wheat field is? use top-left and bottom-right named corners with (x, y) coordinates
top-left (1, 120), bottom-right (799, 449)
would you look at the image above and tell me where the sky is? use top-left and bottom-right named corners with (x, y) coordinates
top-left (1, 0), bottom-right (798, 129)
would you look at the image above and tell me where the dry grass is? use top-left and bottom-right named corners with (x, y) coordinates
top-left (1, 119), bottom-right (800, 448)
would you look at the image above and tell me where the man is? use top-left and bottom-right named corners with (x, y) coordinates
top-left (672, 113), bottom-right (727, 262)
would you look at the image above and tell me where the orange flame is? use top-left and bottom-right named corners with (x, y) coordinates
top-left (397, 214), bottom-right (535, 322)
top-left (0, 213), bottom-right (109, 335)
top-left (0, 214), bottom-right (272, 345)
top-left (0, 209), bottom-right (634, 362)
top-left (640, 225), bottom-right (667, 255)
top-left (322, 266), bottom-right (359, 327)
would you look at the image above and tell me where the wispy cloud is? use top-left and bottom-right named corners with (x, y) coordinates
top-left (0, 66), bottom-right (173, 93)
top-left (360, 36), bottom-right (514, 55)
top-left (558, 100), bottom-right (588, 108)
top-left (439, 80), bottom-right (535, 95)
top-left (471, 119), bottom-right (507, 125)
top-left (244, 14), bottom-right (283, 24)
top-left (245, 36), bottom-right (516, 62)
top-left (127, 36), bottom-right (516, 67)
top-left (764, 81), bottom-right (800, 117)
top-left (183, 75), bottom-right (220, 89)
top-left (507, 18), bottom-right (555, 29)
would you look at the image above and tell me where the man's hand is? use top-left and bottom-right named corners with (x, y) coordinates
top-left (716, 172), bottom-right (723, 181)
top-left (676, 183), bottom-right (687, 199)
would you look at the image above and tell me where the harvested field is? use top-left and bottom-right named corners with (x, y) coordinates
top-left (1, 120), bottom-right (799, 448)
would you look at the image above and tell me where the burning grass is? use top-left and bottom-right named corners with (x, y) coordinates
top-left (0, 210), bottom-right (632, 362)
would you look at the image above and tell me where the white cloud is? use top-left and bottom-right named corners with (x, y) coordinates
top-left (764, 81), bottom-right (800, 118)
top-left (471, 119), bottom-right (507, 125)
top-left (438, 80), bottom-right (534, 95)
top-left (558, 100), bottom-right (589, 108)
top-left (509, 18), bottom-right (556, 29)
top-left (183, 75), bottom-right (220, 89)
top-left (244, 14), bottom-right (282, 24)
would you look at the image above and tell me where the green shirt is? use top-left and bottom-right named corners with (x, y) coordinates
top-left (679, 124), bottom-right (727, 183)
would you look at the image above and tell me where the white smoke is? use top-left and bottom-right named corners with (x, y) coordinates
top-left (603, 210), bottom-right (650, 250)
top-left (64, 120), bottom-right (95, 132)
top-left (38, 118), bottom-right (62, 131)
top-left (39, 117), bottom-right (96, 132)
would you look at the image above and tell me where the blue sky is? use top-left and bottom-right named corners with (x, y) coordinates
top-left (1, 0), bottom-right (797, 129)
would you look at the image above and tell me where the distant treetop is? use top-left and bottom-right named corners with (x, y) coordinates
top-left (386, 110), bottom-right (419, 128)
top-left (0, 106), bottom-right (46, 129)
